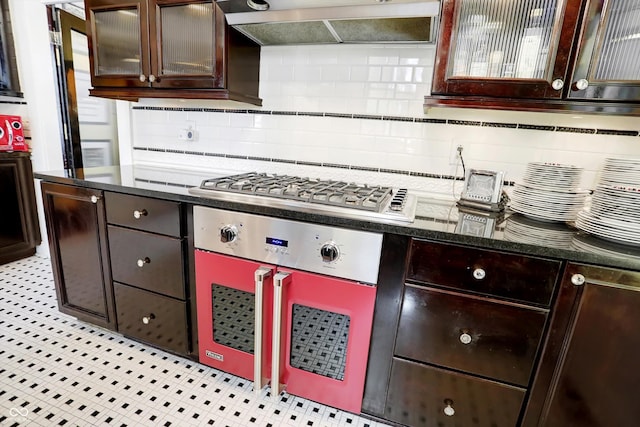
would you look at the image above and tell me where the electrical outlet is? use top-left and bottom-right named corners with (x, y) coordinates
top-left (179, 128), bottom-right (196, 141)
top-left (449, 144), bottom-right (464, 165)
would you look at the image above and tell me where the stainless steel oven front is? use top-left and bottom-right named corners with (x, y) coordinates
top-left (193, 205), bottom-right (383, 413)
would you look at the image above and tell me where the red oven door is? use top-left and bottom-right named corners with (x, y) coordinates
top-left (271, 269), bottom-right (377, 414)
top-left (195, 250), bottom-right (275, 387)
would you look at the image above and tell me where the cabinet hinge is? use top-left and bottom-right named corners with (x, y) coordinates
top-left (50, 31), bottom-right (62, 46)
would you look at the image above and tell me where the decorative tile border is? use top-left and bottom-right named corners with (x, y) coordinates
top-left (0, 99), bottom-right (27, 105)
top-left (131, 106), bottom-right (640, 137)
top-left (133, 146), bottom-right (516, 186)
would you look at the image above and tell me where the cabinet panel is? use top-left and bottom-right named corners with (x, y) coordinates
top-left (386, 357), bottom-right (526, 427)
top-left (396, 285), bottom-right (547, 387)
top-left (407, 239), bottom-right (560, 306)
top-left (108, 225), bottom-right (185, 299)
top-left (105, 191), bottom-right (182, 236)
top-left (524, 264), bottom-right (640, 427)
top-left (41, 182), bottom-right (116, 330)
top-left (114, 282), bottom-right (188, 354)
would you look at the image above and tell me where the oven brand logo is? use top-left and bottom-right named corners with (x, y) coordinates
top-left (205, 350), bottom-right (224, 361)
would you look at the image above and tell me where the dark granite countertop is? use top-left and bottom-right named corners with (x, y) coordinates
top-left (35, 165), bottom-right (640, 272)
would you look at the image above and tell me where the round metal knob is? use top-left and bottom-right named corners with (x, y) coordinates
top-left (552, 79), bottom-right (564, 90)
top-left (320, 243), bottom-right (340, 263)
top-left (142, 314), bottom-right (155, 324)
top-left (472, 268), bottom-right (486, 280)
top-left (137, 257), bottom-right (150, 268)
top-left (571, 274), bottom-right (585, 286)
top-left (139, 74), bottom-right (147, 82)
top-left (133, 209), bottom-right (147, 219)
top-left (90, 195), bottom-right (99, 204)
top-left (220, 226), bottom-right (237, 243)
top-left (149, 74), bottom-right (156, 83)
top-left (460, 332), bottom-right (472, 345)
top-left (444, 399), bottom-right (455, 416)
top-left (575, 79), bottom-right (589, 90)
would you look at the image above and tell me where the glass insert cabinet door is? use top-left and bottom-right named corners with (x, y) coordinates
top-left (569, 0), bottom-right (640, 101)
top-left (86, 0), bottom-right (150, 88)
top-left (432, 0), bottom-right (583, 99)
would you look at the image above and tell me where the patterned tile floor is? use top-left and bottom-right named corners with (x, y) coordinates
top-left (0, 256), bottom-right (393, 427)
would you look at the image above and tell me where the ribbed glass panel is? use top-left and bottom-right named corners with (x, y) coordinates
top-left (161, 3), bottom-right (214, 75)
top-left (94, 9), bottom-right (141, 75)
top-left (450, 0), bottom-right (559, 79)
top-left (593, 0), bottom-right (640, 81)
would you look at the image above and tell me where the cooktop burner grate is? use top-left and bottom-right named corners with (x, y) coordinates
top-left (200, 172), bottom-right (393, 212)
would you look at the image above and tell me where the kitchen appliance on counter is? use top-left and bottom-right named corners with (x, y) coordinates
top-left (457, 168), bottom-right (508, 212)
top-left (193, 205), bottom-right (382, 413)
top-left (189, 172), bottom-right (417, 224)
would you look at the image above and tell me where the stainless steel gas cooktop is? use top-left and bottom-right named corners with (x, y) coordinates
top-left (188, 172), bottom-right (417, 224)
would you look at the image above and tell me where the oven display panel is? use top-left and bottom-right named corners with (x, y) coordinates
top-left (266, 237), bottom-right (288, 247)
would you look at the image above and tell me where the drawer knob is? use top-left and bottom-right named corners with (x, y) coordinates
top-left (552, 79), bottom-right (564, 90)
top-left (472, 268), bottom-right (486, 280)
top-left (133, 209), bottom-right (148, 219)
top-left (142, 314), bottom-right (155, 324)
top-left (137, 257), bottom-right (151, 268)
top-left (571, 274), bottom-right (585, 286)
top-left (459, 332), bottom-right (472, 345)
top-left (90, 195), bottom-right (99, 204)
top-left (443, 399), bottom-right (455, 416)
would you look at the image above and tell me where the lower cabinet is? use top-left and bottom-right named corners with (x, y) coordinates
top-left (114, 283), bottom-right (188, 354)
top-left (522, 263), bottom-right (640, 427)
top-left (387, 358), bottom-right (526, 427)
top-left (41, 182), bottom-right (116, 330)
top-left (41, 182), bottom-right (193, 357)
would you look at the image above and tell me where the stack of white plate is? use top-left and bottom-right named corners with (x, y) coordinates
top-left (509, 163), bottom-right (588, 222)
top-left (504, 214), bottom-right (575, 249)
top-left (575, 158), bottom-right (640, 247)
top-left (572, 234), bottom-right (640, 261)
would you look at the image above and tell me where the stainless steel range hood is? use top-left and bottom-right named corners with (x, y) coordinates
top-left (215, 0), bottom-right (440, 45)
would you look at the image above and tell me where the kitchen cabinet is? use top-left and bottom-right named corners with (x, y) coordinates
top-left (105, 191), bottom-right (191, 356)
top-left (426, 0), bottom-right (640, 115)
top-left (0, 152), bottom-right (40, 265)
top-left (522, 263), bottom-right (640, 427)
top-left (382, 239), bottom-right (562, 427)
top-left (41, 182), bottom-right (117, 330)
top-left (84, 0), bottom-right (261, 104)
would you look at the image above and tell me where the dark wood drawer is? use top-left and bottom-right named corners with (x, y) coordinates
top-left (407, 239), bottom-right (561, 306)
top-left (396, 285), bottom-right (547, 387)
top-left (108, 225), bottom-right (185, 299)
top-left (386, 358), bottom-right (526, 427)
top-left (105, 192), bottom-right (182, 237)
top-left (114, 283), bottom-right (188, 355)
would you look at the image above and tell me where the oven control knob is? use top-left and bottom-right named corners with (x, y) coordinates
top-left (220, 225), bottom-right (237, 243)
top-left (320, 243), bottom-right (339, 263)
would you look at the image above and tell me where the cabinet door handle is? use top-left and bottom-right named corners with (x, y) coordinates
top-left (271, 271), bottom-right (291, 401)
top-left (142, 313), bottom-right (155, 324)
top-left (90, 195), bottom-right (99, 204)
top-left (472, 268), bottom-right (486, 280)
top-left (254, 266), bottom-right (273, 395)
top-left (444, 399), bottom-right (455, 416)
top-left (459, 332), bottom-right (472, 345)
top-left (571, 273), bottom-right (585, 286)
top-left (574, 79), bottom-right (589, 90)
top-left (149, 74), bottom-right (157, 83)
top-left (139, 74), bottom-right (147, 82)
top-left (137, 257), bottom-right (150, 268)
top-left (133, 209), bottom-right (148, 219)
top-left (552, 79), bottom-right (564, 90)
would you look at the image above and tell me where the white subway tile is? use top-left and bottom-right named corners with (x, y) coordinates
top-left (321, 65), bottom-right (351, 81)
top-left (293, 65), bottom-right (323, 82)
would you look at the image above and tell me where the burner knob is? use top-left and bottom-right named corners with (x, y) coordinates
top-left (220, 226), bottom-right (237, 243)
top-left (320, 243), bottom-right (339, 263)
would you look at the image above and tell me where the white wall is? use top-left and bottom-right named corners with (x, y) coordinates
top-left (130, 44), bottom-right (640, 197)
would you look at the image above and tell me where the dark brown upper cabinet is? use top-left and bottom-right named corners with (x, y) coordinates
top-left (84, 0), bottom-right (261, 104)
top-left (427, 0), bottom-right (640, 115)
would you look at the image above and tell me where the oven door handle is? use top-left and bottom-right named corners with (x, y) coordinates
top-left (254, 266), bottom-right (273, 395)
top-left (271, 271), bottom-right (291, 400)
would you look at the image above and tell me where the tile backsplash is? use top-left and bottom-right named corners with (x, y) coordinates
top-left (129, 44), bottom-right (640, 198)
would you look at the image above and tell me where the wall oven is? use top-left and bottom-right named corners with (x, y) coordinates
top-left (193, 205), bottom-right (383, 413)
